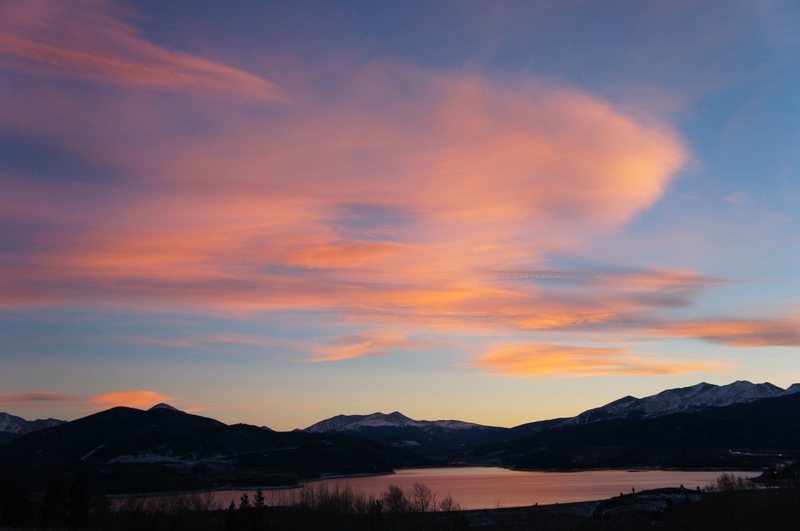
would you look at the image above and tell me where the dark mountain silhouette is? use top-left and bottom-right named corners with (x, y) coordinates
top-left (0, 411), bottom-right (64, 436)
top-left (0, 432), bottom-right (17, 448)
top-left (559, 380), bottom-right (792, 425)
top-left (0, 412), bottom-right (65, 449)
top-left (302, 380), bottom-right (800, 465)
top-left (304, 411), bottom-right (505, 463)
top-left (148, 402), bottom-right (181, 412)
top-left (0, 406), bottom-right (397, 493)
top-left (509, 380), bottom-right (798, 434)
top-left (476, 391), bottom-right (800, 470)
top-left (4, 380), bottom-right (800, 494)
top-left (305, 411), bottom-right (493, 432)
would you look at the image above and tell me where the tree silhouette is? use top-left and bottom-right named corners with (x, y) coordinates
top-left (239, 492), bottom-right (251, 510)
top-left (40, 477), bottom-right (66, 527)
top-left (0, 479), bottom-right (32, 526)
top-left (254, 489), bottom-right (266, 509)
top-left (411, 483), bottom-right (433, 512)
top-left (67, 479), bottom-right (90, 527)
top-left (382, 485), bottom-right (409, 513)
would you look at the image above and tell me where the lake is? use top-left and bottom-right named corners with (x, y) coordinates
top-left (128, 467), bottom-right (757, 510)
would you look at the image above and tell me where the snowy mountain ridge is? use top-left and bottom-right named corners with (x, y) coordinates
top-left (560, 380), bottom-right (800, 427)
top-left (149, 403), bottom-right (181, 412)
top-left (0, 412), bottom-right (64, 434)
top-left (305, 411), bottom-right (489, 433)
top-left (306, 380), bottom-right (800, 434)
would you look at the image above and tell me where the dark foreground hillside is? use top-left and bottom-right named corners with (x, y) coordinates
top-left (0, 406), bottom-right (398, 494)
top-left (477, 392), bottom-right (800, 470)
top-left (6, 387), bottom-right (800, 498)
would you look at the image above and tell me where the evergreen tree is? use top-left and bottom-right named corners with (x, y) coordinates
top-left (91, 489), bottom-right (111, 531)
top-left (67, 479), bottom-right (90, 527)
top-left (40, 477), bottom-right (67, 527)
top-left (239, 493), bottom-right (251, 510)
top-left (254, 489), bottom-right (266, 509)
top-left (0, 480), bottom-right (32, 526)
top-left (225, 500), bottom-right (238, 530)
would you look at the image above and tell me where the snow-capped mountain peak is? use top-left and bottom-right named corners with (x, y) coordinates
top-left (786, 383), bottom-right (800, 395)
top-left (564, 380), bottom-right (799, 426)
top-left (0, 413), bottom-right (25, 434)
top-left (0, 412), bottom-right (64, 434)
top-left (149, 403), bottom-right (181, 412)
top-left (304, 411), bottom-right (487, 433)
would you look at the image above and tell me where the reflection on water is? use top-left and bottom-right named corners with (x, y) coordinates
top-left (123, 467), bottom-right (757, 510)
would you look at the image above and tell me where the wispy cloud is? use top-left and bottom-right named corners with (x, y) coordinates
top-left (487, 268), bottom-right (726, 290)
top-left (0, 389), bottom-right (172, 409)
top-left (0, 392), bottom-right (74, 405)
top-left (645, 318), bottom-right (800, 347)
top-left (307, 332), bottom-right (427, 362)
top-left (0, 65), bottom-right (686, 329)
top-left (102, 334), bottom-right (287, 349)
top-left (470, 343), bottom-right (725, 377)
top-left (723, 191), bottom-right (749, 204)
top-left (0, 0), bottom-right (284, 101)
top-left (87, 389), bottom-right (173, 409)
top-left (5, 6), bottom-right (784, 375)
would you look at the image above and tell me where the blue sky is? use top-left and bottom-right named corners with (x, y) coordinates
top-left (0, 0), bottom-right (798, 429)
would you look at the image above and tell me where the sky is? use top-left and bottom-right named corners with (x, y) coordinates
top-left (1, 0), bottom-right (799, 430)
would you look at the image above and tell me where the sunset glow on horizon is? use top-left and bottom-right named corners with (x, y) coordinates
top-left (1, 1), bottom-right (799, 430)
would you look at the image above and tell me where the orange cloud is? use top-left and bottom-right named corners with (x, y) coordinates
top-left (488, 268), bottom-right (725, 291)
top-left (470, 343), bottom-right (724, 377)
top-left (0, 392), bottom-right (73, 405)
top-left (0, 67), bottom-right (686, 321)
top-left (307, 332), bottom-right (424, 362)
top-left (646, 318), bottom-right (800, 347)
top-left (0, 389), bottom-right (175, 410)
top-left (0, 0), bottom-right (284, 101)
top-left (97, 331), bottom-right (429, 364)
top-left (87, 390), bottom-right (173, 409)
top-left (281, 241), bottom-right (411, 269)
top-left (0, 12), bottom-right (720, 369)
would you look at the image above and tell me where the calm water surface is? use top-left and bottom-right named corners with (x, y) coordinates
top-left (143, 467), bottom-right (756, 510)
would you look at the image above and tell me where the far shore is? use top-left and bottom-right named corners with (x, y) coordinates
top-left (110, 464), bottom-right (763, 501)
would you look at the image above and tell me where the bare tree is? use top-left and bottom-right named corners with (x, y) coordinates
top-left (411, 483), bottom-right (433, 512)
top-left (381, 485), bottom-right (409, 513)
top-left (437, 494), bottom-right (460, 512)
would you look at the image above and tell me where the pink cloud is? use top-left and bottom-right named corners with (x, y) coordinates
top-left (0, 392), bottom-right (74, 405)
top-left (13, 9), bottom-right (784, 369)
top-left (0, 65), bottom-right (687, 325)
top-left (470, 343), bottom-right (726, 377)
top-left (307, 332), bottom-right (426, 362)
top-left (0, 389), bottom-right (173, 409)
top-left (0, 0), bottom-right (284, 101)
top-left (87, 389), bottom-right (173, 409)
top-left (645, 318), bottom-right (800, 347)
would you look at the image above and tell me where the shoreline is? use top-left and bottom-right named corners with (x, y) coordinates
top-left (111, 465), bottom-right (760, 502)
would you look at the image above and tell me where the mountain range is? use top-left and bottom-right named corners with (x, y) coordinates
top-left (0, 412), bottom-right (63, 434)
top-left (487, 390), bottom-right (800, 471)
top-left (0, 403), bottom-right (396, 493)
top-left (0, 412), bottom-right (64, 448)
top-left (305, 411), bottom-right (493, 433)
top-left (2, 380), bottom-right (800, 493)
top-left (300, 380), bottom-right (800, 448)
top-left (560, 380), bottom-right (800, 426)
